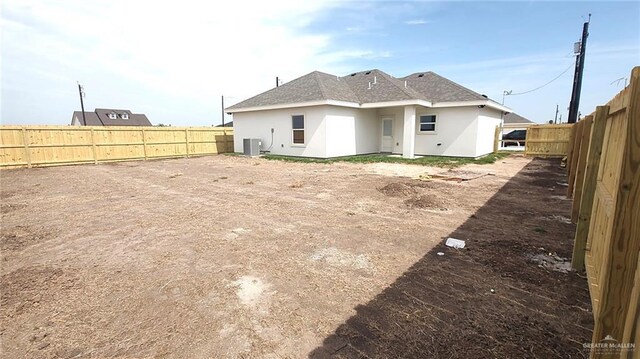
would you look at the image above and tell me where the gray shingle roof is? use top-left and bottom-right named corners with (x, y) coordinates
top-left (227, 69), bottom-right (498, 111)
top-left (503, 113), bottom-right (533, 124)
top-left (72, 109), bottom-right (152, 126)
top-left (227, 71), bottom-right (358, 109)
top-left (401, 71), bottom-right (488, 102)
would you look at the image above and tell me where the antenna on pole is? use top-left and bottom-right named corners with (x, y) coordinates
top-left (77, 82), bottom-right (87, 125)
top-left (568, 14), bottom-right (591, 123)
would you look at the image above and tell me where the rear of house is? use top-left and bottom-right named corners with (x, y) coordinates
top-left (228, 70), bottom-right (510, 158)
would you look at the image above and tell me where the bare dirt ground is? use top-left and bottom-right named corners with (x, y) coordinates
top-left (0, 154), bottom-right (592, 358)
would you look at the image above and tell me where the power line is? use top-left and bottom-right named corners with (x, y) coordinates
top-left (508, 63), bottom-right (574, 96)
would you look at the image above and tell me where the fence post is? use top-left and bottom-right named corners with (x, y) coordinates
top-left (21, 127), bottom-right (32, 168)
top-left (565, 124), bottom-right (577, 174)
top-left (493, 126), bottom-right (500, 153)
top-left (523, 127), bottom-right (531, 155)
top-left (572, 107), bottom-right (608, 270)
top-left (567, 121), bottom-right (584, 198)
top-left (142, 128), bottom-right (148, 160)
top-left (571, 115), bottom-right (594, 223)
top-left (185, 128), bottom-right (190, 158)
top-left (90, 127), bottom-right (98, 164)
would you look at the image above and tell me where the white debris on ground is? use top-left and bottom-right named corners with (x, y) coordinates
top-left (530, 253), bottom-right (572, 273)
top-left (550, 215), bottom-right (572, 224)
top-left (231, 276), bottom-right (270, 307)
top-left (445, 237), bottom-right (466, 249)
top-left (364, 163), bottom-right (437, 178)
top-left (310, 247), bottom-right (372, 270)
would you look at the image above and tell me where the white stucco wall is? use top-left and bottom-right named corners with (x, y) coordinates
top-left (233, 105), bottom-right (379, 158)
top-left (412, 106), bottom-right (480, 157)
top-left (232, 106), bottom-right (327, 157)
top-left (325, 106), bottom-right (378, 157)
top-left (232, 104), bottom-right (500, 158)
top-left (475, 107), bottom-right (503, 156)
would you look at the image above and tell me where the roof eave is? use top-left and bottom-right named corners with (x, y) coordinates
top-left (431, 100), bottom-right (511, 112)
top-left (225, 99), bottom-right (361, 113)
top-left (359, 99), bottom-right (433, 108)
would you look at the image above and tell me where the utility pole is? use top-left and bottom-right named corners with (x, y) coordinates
top-left (77, 82), bottom-right (87, 125)
top-left (568, 14), bottom-right (591, 123)
top-left (221, 95), bottom-right (225, 127)
top-left (554, 104), bottom-right (559, 124)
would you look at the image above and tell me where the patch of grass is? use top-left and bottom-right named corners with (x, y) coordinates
top-left (262, 152), bottom-right (510, 168)
top-left (534, 227), bottom-right (548, 234)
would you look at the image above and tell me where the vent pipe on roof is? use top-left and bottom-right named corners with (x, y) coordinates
top-left (404, 80), bottom-right (407, 88)
top-left (368, 82), bottom-right (372, 90)
top-left (373, 76), bottom-right (377, 84)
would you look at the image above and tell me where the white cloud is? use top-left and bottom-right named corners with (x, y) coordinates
top-left (1, 0), bottom-right (354, 125)
top-left (405, 19), bottom-right (429, 25)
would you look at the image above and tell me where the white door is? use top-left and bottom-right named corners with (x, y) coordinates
top-left (381, 118), bottom-right (393, 152)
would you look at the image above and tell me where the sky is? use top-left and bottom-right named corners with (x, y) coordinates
top-left (1, 0), bottom-right (639, 126)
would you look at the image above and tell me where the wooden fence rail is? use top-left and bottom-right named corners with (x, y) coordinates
top-left (0, 126), bottom-right (234, 169)
top-left (567, 66), bottom-right (639, 358)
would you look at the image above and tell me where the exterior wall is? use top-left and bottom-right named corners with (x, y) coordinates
top-left (413, 106), bottom-right (480, 157)
top-left (476, 107), bottom-right (503, 156)
top-left (232, 104), bottom-right (499, 158)
top-left (325, 106), bottom-right (378, 157)
top-left (232, 106), bottom-right (327, 157)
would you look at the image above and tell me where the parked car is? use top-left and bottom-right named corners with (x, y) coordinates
top-left (502, 129), bottom-right (527, 146)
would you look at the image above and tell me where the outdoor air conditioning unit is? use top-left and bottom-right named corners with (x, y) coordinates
top-left (243, 138), bottom-right (261, 157)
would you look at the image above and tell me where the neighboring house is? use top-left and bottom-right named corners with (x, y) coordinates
top-left (71, 108), bottom-right (152, 126)
top-left (226, 69), bottom-right (511, 158)
top-left (503, 113), bottom-right (533, 125)
top-left (216, 121), bottom-right (233, 127)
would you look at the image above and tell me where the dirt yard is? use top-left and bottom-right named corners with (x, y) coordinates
top-left (0, 154), bottom-right (592, 358)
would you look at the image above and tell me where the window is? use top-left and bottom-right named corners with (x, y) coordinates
top-left (292, 115), bottom-right (304, 144)
top-left (382, 119), bottom-right (392, 136)
top-left (108, 112), bottom-right (117, 120)
top-left (419, 115), bottom-right (436, 132)
top-left (121, 113), bottom-right (129, 120)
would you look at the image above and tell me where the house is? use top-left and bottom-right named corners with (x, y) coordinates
top-left (225, 69), bottom-right (511, 158)
top-left (71, 108), bottom-right (152, 126)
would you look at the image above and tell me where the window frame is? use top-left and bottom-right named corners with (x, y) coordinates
top-left (291, 114), bottom-right (305, 146)
top-left (418, 114), bottom-right (437, 134)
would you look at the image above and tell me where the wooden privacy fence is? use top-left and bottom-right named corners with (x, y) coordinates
top-left (523, 124), bottom-right (573, 156)
top-left (0, 126), bottom-right (234, 169)
top-left (567, 66), bottom-right (639, 357)
top-left (492, 124), bottom-right (573, 156)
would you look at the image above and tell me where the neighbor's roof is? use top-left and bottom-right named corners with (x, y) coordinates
top-left (72, 108), bottom-right (152, 126)
top-left (227, 69), bottom-right (502, 111)
top-left (503, 113), bottom-right (533, 124)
